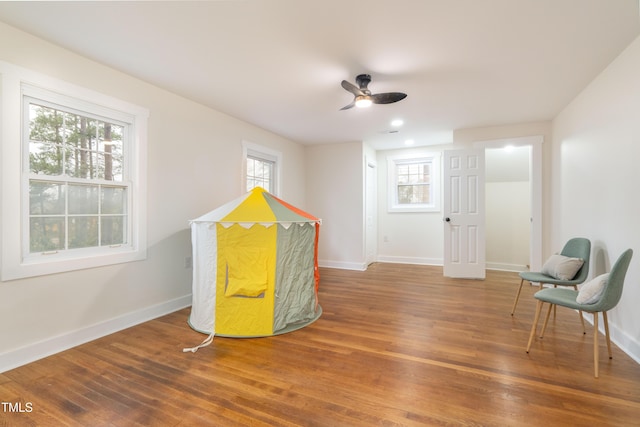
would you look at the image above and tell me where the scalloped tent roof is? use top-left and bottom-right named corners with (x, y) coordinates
top-left (187, 187), bottom-right (321, 350)
top-left (192, 186), bottom-right (320, 227)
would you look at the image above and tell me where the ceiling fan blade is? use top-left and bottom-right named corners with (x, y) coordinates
top-left (341, 80), bottom-right (364, 96)
top-left (340, 100), bottom-right (356, 110)
top-left (371, 92), bottom-right (407, 104)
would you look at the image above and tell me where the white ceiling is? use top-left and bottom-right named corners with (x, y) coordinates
top-left (0, 1), bottom-right (638, 150)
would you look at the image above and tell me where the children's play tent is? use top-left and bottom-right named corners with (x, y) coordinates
top-left (188, 187), bottom-right (321, 340)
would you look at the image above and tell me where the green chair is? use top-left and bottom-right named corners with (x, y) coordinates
top-left (526, 248), bottom-right (633, 378)
top-left (511, 237), bottom-right (591, 317)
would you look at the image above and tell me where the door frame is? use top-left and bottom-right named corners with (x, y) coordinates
top-left (474, 135), bottom-right (543, 271)
top-left (364, 156), bottom-right (377, 266)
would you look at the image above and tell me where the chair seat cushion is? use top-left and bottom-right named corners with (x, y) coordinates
top-left (541, 254), bottom-right (584, 280)
top-left (534, 287), bottom-right (601, 312)
top-left (534, 287), bottom-right (581, 309)
top-left (576, 273), bottom-right (609, 305)
top-left (519, 271), bottom-right (580, 286)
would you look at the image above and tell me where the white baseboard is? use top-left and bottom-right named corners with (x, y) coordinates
top-left (582, 313), bottom-right (640, 365)
top-left (0, 294), bottom-right (192, 374)
top-left (319, 259), bottom-right (367, 271)
top-left (486, 262), bottom-right (528, 272)
top-left (375, 255), bottom-right (443, 266)
top-left (321, 257), bottom-right (527, 272)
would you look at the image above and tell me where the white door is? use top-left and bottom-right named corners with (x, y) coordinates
top-left (443, 149), bottom-right (485, 279)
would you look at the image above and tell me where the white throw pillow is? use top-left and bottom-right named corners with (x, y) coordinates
top-left (577, 273), bottom-right (609, 305)
top-left (541, 254), bottom-right (584, 280)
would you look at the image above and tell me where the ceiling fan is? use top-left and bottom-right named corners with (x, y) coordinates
top-left (340, 74), bottom-right (407, 110)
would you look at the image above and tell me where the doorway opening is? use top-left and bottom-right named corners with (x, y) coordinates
top-left (476, 135), bottom-right (543, 272)
top-left (485, 146), bottom-right (531, 271)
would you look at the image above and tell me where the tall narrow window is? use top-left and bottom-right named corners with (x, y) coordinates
top-left (246, 155), bottom-right (275, 193)
top-left (242, 141), bottom-right (281, 195)
top-left (388, 154), bottom-right (440, 212)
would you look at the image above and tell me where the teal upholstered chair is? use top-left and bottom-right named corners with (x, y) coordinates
top-left (526, 248), bottom-right (633, 378)
top-left (511, 237), bottom-right (591, 317)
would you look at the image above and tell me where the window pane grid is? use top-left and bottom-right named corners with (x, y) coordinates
top-left (27, 97), bottom-right (130, 255)
top-left (29, 103), bottom-right (125, 182)
top-left (246, 156), bottom-right (274, 193)
top-left (28, 181), bottom-right (128, 253)
top-left (396, 160), bottom-right (432, 205)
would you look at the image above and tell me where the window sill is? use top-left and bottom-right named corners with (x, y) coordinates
top-left (2, 247), bottom-right (146, 281)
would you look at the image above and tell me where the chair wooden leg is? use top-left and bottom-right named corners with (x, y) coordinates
top-left (527, 301), bottom-right (544, 353)
top-left (593, 312), bottom-right (599, 378)
top-left (603, 311), bottom-right (613, 360)
top-left (573, 285), bottom-right (586, 334)
top-left (540, 303), bottom-right (553, 338)
top-left (511, 278), bottom-right (525, 315)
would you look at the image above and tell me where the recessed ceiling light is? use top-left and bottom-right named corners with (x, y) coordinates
top-left (391, 119), bottom-right (404, 127)
top-left (404, 139), bottom-right (415, 146)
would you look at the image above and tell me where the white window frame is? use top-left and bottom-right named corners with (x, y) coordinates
top-left (1, 61), bottom-right (148, 281)
top-left (387, 153), bottom-right (441, 213)
top-left (241, 140), bottom-right (281, 196)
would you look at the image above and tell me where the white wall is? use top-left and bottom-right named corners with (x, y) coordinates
top-left (485, 146), bottom-right (530, 271)
top-left (305, 142), bottom-right (365, 270)
top-left (376, 146), bottom-right (449, 265)
top-left (0, 22), bottom-right (307, 371)
top-left (551, 34), bottom-right (640, 362)
top-left (486, 181), bottom-right (530, 270)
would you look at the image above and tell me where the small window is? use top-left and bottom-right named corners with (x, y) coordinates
top-left (246, 156), bottom-right (275, 193)
top-left (388, 154), bottom-right (440, 212)
top-left (242, 141), bottom-right (281, 195)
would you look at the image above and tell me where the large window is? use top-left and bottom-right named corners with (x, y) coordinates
top-left (0, 62), bottom-right (148, 280)
top-left (26, 97), bottom-right (129, 254)
top-left (242, 141), bottom-right (281, 195)
top-left (388, 154), bottom-right (440, 212)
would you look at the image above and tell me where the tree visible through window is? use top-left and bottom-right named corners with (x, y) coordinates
top-left (27, 100), bottom-right (129, 253)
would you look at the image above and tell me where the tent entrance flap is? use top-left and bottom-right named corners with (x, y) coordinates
top-left (216, 223), bottom-right (276, 336)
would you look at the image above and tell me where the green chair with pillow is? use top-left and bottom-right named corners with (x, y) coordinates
top-left (511, 237), bottom-right (591, 318)
top-left (526, 248), bottom-right (633, 378)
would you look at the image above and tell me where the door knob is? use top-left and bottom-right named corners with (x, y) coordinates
top-left (444, 217), bottom-right (451, 222)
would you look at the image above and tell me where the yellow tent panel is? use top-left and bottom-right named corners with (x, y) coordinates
top-left (215, 223), bottom-right (277, 336)
top-left (221, 187), bottom-right (277, 223)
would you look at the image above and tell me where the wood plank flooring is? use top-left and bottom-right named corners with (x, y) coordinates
top-left (2, 263), bottom-right (640, 426)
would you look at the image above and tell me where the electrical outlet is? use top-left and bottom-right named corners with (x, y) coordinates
top-left (184, 256), bottom-right (192, 269)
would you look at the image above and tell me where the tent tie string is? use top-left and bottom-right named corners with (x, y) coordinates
top-left (182, 333), bottom-right (215, 353)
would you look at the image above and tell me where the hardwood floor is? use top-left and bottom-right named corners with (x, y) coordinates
top-left (2, 263), bottom-right (640, 426)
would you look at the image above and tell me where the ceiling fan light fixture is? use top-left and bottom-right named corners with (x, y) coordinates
top-left (355, 95), bottom-right (373, 108)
